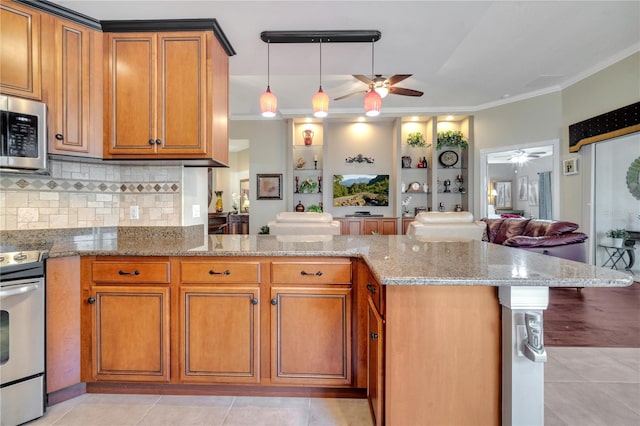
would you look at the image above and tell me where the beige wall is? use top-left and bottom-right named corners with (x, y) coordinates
top-left (561, 52), bottom-right (640, 229)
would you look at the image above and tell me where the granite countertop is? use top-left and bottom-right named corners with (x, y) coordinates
top-left (2, 227), bottom-right (633, 288)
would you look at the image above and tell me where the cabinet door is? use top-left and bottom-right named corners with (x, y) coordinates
top-left (46, 18), bottom-right (102, 156)
top-left (104, 33), bottom-right (157, 155)
top-left (270, 286), bottom-right (352, 386)
top-left (0, 1), bottom-right (41, 99)
top-left (156, 33), bottom-right (207, 155)
top-left (368, 297), bottom-right (384, 426)
top-left (180, 286), bottom-right (260, 383)
top-left (89, 286), bottom-right (170, 382)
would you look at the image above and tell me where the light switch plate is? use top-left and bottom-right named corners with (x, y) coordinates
top-left (192, 204), bottom-right (201, 218)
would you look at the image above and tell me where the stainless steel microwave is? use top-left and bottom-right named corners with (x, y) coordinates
top-left (0, 95), bottom-right (47, 173)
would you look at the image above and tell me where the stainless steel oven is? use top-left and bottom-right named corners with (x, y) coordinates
top-left (0, 94), bottom-right (48, 173)
top-left (0, 249), bottom-right (46, 426)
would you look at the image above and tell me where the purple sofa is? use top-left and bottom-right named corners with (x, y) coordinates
top-left (481, 218), bottom-right (588, 262)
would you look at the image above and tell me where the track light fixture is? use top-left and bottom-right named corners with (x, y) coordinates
top-left (259, 30), bottom-right (382, 117)
top-left (259, 40), bottom-right (277, 118)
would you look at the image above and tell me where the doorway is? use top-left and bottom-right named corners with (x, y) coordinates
top-left (480, 139), bottom-right (559, 219)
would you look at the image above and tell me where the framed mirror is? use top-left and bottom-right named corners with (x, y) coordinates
top-left (493, 181), bottom-right (512, 209)
top-left (239, 179), bottom-right (250, 212)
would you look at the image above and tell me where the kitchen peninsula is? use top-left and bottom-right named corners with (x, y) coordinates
top-left (15, 228), bottom-right (633, 426)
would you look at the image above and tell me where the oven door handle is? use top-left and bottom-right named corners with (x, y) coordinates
top-left (0, 283), bottom-right (40, 299)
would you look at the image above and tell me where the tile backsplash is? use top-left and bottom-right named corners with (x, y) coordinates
top-left (0, 159), bottom-right (183, 230)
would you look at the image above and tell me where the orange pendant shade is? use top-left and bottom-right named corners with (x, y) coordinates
top-left (364, 89), bottom-right (382, 116)
top-left (312, 87), bottom-right (329, 118)
top-left (260, 86), bottom-right (277, 117)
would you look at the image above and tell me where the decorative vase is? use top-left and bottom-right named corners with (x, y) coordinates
top-left (612, 238), bottom-right (624, 248)
top-left (295, 201), bottom-right (305, 212)
top-left (302, 129), bottom-right (314, 146)
top-left (214, 191), bottom-right (223, 212)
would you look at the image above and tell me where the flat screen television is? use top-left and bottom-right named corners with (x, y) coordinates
top-left (333, 174), bottom-right (389, 206)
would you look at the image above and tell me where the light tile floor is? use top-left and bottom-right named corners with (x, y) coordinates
top-left (30, 348), bottom-right (639, 426)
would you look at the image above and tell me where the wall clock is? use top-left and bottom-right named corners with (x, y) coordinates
top-left (439, 150), bottom-right (459, 168)
top-left (627, 156), bottom-right (640, 200)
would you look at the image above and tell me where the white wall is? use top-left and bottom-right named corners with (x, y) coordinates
top-left (230, 120), bottom-right (288, 233)
top-left (181, 167), bottom-right (208, 235)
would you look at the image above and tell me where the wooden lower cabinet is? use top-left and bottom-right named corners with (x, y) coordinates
top-left (270, 286), bottom-right (352, 386)
top-left (335, 217), bottom-right (398, 235)
top-left (81, 256), bottom-right (361, 392)
top-left (90, 286), bottom-right (170, 382)
top-left (180, 286), bottom-right (260, 383)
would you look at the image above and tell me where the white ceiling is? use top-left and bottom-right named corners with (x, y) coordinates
top-left (56, 1), bottom-right (640, 120)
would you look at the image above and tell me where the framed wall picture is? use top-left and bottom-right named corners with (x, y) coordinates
top-left (494, 181), bottom-right (512, 209)
top-left (563, 158), bottom-right (579, 175)
top-left (257, 174), bottom-right (282, 200)
top-left (518, 176), bottom-right (528, 201)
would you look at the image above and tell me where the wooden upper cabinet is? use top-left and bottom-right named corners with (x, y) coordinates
top-left (104, 31), bottom-right (229, 163)
top-left (0, 0), bottom-right (41, 99)
top-left (42, 16), bottom-right (103, 157)
top-left (104, 33), bottom-right (157, 155)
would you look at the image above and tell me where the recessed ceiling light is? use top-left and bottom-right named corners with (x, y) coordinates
top-left (502, 94), bottom-right (511, 99)
top-left (357, 117), bottom-right (365, 122)
top-left (446, 115), bottom-right (454, 121)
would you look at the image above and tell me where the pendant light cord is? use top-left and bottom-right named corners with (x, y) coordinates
top-left (371, 39), bottom-right (375, 79)
top-left (267, 40), bottom-right (271, 87)
top-left (319, 39), bottom-right (323, 88)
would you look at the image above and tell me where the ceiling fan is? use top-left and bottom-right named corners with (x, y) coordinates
top-left (493, 149), bottom-right (548, 162)
top-left (334, 74), bottom-right (424, 100)
top-left (334, 40), bottom-right (423, 101)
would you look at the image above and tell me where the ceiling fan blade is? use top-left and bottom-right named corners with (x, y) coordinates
top-left (387, 74), bottom-right (412, 85)
top-left (353, 75), bottom-right (373, 85)
top-left (388, 87), bottom-right (423, 97)
top-left (334, 90), bottom-right (367, 101)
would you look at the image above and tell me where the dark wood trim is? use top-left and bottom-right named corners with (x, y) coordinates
top-left (47, 382), bottom-right (86, 406)
top-left (101, 19), bottom-right (236, 56)
top-left (86, 382), bottom-right (367, 398)
top-left (14, 1), bottom-right (236, 57)
top-left (16, 0), bottom-right (101, 30)
top-left (569, 101), bottom-right (640, 152)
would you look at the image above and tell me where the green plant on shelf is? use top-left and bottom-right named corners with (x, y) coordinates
top-left (306, 204), bottom-right (323, 213)
top-left (299, 177), bottom-right (318, 193)
top-left (436, 130), bottom-right (468, 150)
top-left (407, 132), bottom-right (426, 148)
top-left (606, 228), bottom-right (629, 239)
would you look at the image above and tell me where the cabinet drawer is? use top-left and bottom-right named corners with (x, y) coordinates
top-left (271, 260), bottom-right (351, 284)
top-left (180, 261), bottom-right (260, 284)
top-left (92, 261), bottom-right (170, 283)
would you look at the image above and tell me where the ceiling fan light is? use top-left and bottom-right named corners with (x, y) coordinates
top-left (374, 85), bottom-right (388, 98)
top-left (312, 87), bottom-right (329, 118)
top-left (260, 86), bottom-right (277, 118)
top-left (364, 90), bottom-right (382, 117)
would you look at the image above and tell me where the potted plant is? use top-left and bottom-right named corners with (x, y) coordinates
top-left (306, 204), bottom-right (323, 213)
top-left (606, 228), bottom-right (629, 248)
top-left (436, 130), bottom-right (468, 150)
top-left (298, 177), bottom-right (318, 193)
top-left (407, 132), bottom-right (426, 148)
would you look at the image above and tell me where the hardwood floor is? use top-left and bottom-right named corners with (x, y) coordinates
top-left (545, 281), bottom-right (640, 347)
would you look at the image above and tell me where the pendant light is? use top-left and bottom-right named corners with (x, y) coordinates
top-left (312, 39), bottom-right (329, 118)
top-left (364, 40), bottom-right (382, 116)
top-left (259, 40), bottom-right (277, 118)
